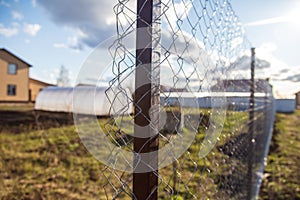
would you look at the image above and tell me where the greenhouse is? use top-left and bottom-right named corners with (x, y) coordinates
top-left (35, 86), bottom-right (133, 116)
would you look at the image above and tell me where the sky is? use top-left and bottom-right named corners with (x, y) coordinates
top-left (0, 0), bottom-right (300, 97)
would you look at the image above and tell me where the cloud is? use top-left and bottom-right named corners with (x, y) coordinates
top-left (36, 0), bottom-right (300, 95)
top-left (23, 23), bottom-right (41, 36)
top-left (31, 68), bottom-right (60, 85)
top-left (284, 74), bottom-right (300, 82)
top-left (245, 2), bottom-right (300, 27)
top-left (0, 0), bottom-right (10, 7)
top-left (272, 80), bottom-right (300, 98)
top-left (67, 37), bottom-right (83, 50)
top-left (274, 65), bottom-right (300, 82)
top-left (162, 0), bottom-right (193, 29)
top-left (37, 0), bottom-right (119, 48)
top-left (252, 42), bottom-right (289, 75)
top-left (53, 36), bottom-right (83, 51)
top-left (161, 29), bottom-right (208, 64)
top-left (0, 23), bottom-right (18, 37)
top-left (32, 0), bottom-right (36, 7)
top-left (229, 55), bottom-right (271, 71)
top-left (53, 43), bottom-right (66, 49)
top-left (222, 42), bottom-right (300, 97)
top-left (246, 42), bottom-right (300, 96)
top-left (37, 0), bottom-right (196, 50)
top-left (245, 16), bottom-right (288, 27)
top-left (279, 69), bottom-right (289, 73)
top-left (12, 11), bottom-right (23, 20)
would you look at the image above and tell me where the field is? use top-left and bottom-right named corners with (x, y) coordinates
top-left (259, 110), bottom-right (300, 200)
top-left (0, 104), bottom-right (103, 199)
top-left (0, 104), bottom-right (298, 199)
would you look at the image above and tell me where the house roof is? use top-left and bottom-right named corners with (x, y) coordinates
top-left (0, 48), bottom-right (32, 67)
top-left (29, 78), bottom-right (55, 86)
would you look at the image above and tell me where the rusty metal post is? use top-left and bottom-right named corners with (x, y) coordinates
top-left (133, 0), bottom-right (161, 199)
top-left (247, 47), bottom-right (255, 200)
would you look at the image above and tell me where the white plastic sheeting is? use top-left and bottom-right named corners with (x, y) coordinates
top-left (162, 92), bottom-right (269, 111)
top-left (35, 86), bottom-right (133, 116)
top-left (35, 87), bottom-right (73, 112)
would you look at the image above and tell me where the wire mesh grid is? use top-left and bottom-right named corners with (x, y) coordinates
top-left (86, 0), bottom-right (277, 199)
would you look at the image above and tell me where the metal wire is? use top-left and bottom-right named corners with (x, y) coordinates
top-left (99, 0), bottom-right (275, 199)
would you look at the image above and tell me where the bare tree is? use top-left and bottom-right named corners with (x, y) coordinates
top-left (57, 65), bottom-right (70, 86)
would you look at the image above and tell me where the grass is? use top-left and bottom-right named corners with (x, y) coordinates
top-left (259, 110), bottom-right (300, 200)
top-left (0, 120), bottom-right (107, 199)
top-left (0, 104), bottom-right (295, 199)
top-left (0, 105), bottom-right (113, 199)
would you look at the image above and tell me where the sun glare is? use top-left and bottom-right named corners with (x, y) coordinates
top-left (287, 3), bottom-right (300, 25)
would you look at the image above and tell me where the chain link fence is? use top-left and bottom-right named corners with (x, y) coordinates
top-left (73, 0), bottom-right (276, 199)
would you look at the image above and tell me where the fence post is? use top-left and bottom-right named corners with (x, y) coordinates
top-left (247, 47), bottom-right (255, 200)
top-left (133, 0), bottom-right (161, 199)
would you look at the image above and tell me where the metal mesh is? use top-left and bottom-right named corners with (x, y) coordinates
top-left (82, 0), bottom-right (276, 199)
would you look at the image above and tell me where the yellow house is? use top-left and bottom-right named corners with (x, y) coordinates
top-left (0, 48), bottom-right (31, 103)
top-left (29, 78), bottom-right (54, 102)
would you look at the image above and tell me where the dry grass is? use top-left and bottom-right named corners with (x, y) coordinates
top-left (0, 104), bottom-right (283, 199)
top-left (259, 110), bottom-right (300, 200)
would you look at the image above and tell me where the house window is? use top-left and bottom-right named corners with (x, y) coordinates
top-left (8, 63), bottom-right (17, 74)
top-left (7, 84), bottom-right (16, 96)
